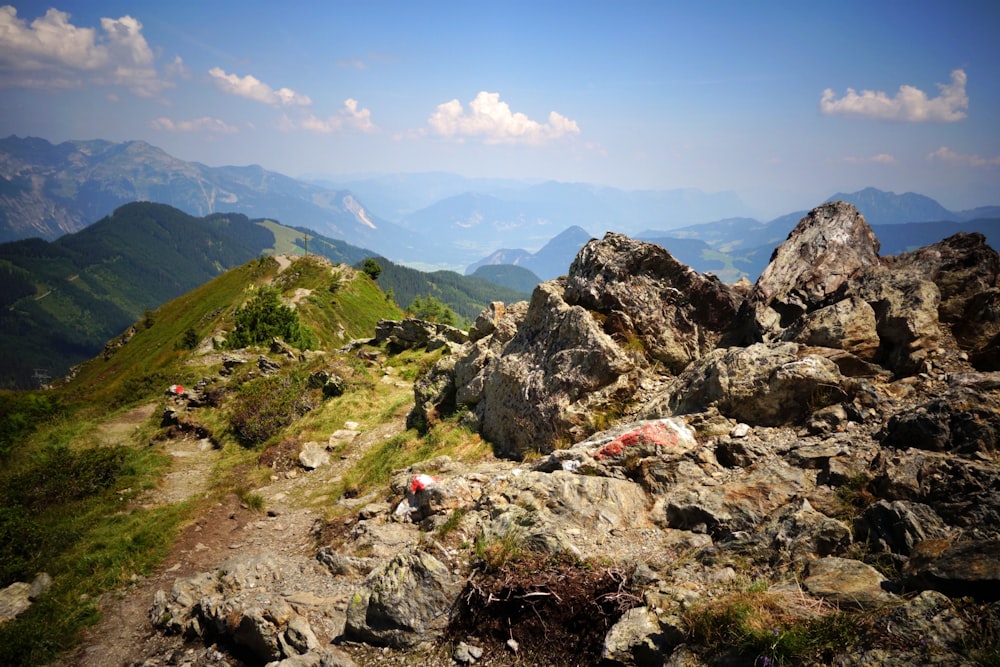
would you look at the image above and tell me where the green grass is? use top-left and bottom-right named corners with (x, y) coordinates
top-left (0, 415), bottom-right (188, 667)
top-left (683, 580), bottom-right (868, 665)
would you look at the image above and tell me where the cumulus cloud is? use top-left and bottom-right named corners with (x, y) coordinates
top-left (299, 99), bottom-right (376, 133)
top-left (820, 69), bottom-right (968, 122)
top-left (927, 146), bottom-right (1000, 167)
top-left (0, 6), bottom-right (170, 96)
top-left (148, 116), bottom-right (238, 133)
top-left (208, 67), bottom-right (312, 107)
top-left (428, 91), bottom-right (580, 144)
top-left (843, 153), bottom-right (897, 164)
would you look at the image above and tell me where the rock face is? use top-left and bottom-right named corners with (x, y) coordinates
top-left (410, 232), bottom-right (740, 458)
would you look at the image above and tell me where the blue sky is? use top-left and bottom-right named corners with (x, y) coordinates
top-left (1, 1), bottom-right (998, 218)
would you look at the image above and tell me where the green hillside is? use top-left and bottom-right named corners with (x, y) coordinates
top-left (370, 256), bottom-right (531, 324)
top-left (0, 203), bottom-right (380, 389)
top-left (0, 252), bottom-right (416, 665)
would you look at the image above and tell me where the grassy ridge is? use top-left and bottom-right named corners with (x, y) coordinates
top-left (0, 251), bottom-right (411, 666)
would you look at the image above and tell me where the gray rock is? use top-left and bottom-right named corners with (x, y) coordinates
top-left (882, 387), bottom-right (1000, 456)
top-left (344, 548), bottom-right (462, 648)
top-left (657, 459), bottom-right (807, 538)
top-left (733, 201), bottom-right (880, 344)
top-left (903, 538), bottom-right (1000, 600)
top-left (0, 581), bottom-right (32, 623)
top-left (563, 232), bottom-right (740, 373)
top-left (602, 606), bottom-right (666, 666)
top-left (657, 342), bottom-right (845, 426)
top-left (854, 500), bottom-right (952, 556)
top-left (298, 442), bottom-right (330, 470)
top-left (802, 557), bottom-right (893, 610)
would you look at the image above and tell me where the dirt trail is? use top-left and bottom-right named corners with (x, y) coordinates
top-left (67, 393), bottom-right (411, 667)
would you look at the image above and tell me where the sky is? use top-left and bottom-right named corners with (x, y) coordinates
top-left (0, 1), bottom-right (998, 219)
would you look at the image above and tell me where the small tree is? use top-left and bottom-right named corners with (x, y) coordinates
top-left (226, 286), bottom-right (314, 350)
top-left (361, 258), bottom-right (382, 280)
top-left (408, 294), bottom-right (457, 326)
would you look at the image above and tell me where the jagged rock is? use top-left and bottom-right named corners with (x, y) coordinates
top-left (871, 449), bottom-right (1000, 539)
top-left (271, 338), bottom-right (299, 360)
top-left (316, 547), bottom-right (378, 577)
top-left (602, 605), bottom-right (667, 666)
top-left (882, 387), bottom-right (1000, 456)
top-left (474, 468), bottom-right (651, 558)
top-left (655, 458), bottom-right (807, 538)
top-left (783, 296), bottom-right (881, 360)
top-left (534, 419), bottom-right (701, 495)
top-left (767, 499), bottom-right (852, 562)
top-left (375, 318), bottom-right (467, 354)
top-left (468, 301), bottom-right (506, 342)
top-left (259, 355), bottom-right (282, 374)
top-left (896, 232), bottom-right (1000, 370)
top-left (298, 442), bottom-right (330, 470)
top-left (475, 279), bottom-right (637, 458)
top-left (150, 553), bottom-right (340, 663)
top-left (344, 548), bottom-right (462, 648)
top-left (802, 557), bottom-right (893, 610)
top-left (854, 267), bottom-right (941, 375)
top-left (653, 342), bottom-right (846, 426)
top-left (452, 641), bottom-right (484, 664)
top-left (903, 538), bottom-right (1000, 600)
top-left (960, 288), bottom-right (1000, 370)
top-left (407, 354), bottom-right (458, 431)
top-left (854, 500), bottom-right (953, 556)
top-left (563, 232), bottom-right (740, 372)
top-left (733, 202), bottom-right (881, 344)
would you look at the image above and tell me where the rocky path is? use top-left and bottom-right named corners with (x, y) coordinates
top-left (67, 391), bottom-right (412, 667)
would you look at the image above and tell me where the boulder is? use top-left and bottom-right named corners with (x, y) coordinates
top-left (733, 201), bottom-right (880, 343)
top-left (375, 318), bottom-right (467, 353)
top-left (903, 539), bottom-right (1000, 601)
top-left (881, 387), bottom-right (1000, 456)
top-left (602, 606), bottom-right (668, 667)
top-left (654, 342), bottom-right (846, 426)
top-left (564, 232), bottom-right (740, 372)
top-left (870, 449), bottom-right (1000, 540)
top-left (475, 279), bottom-right (637, 458)
top-left (344, 548), bottom-right (462, 648)
top-left (298, 442), bottom-right (331, 470)
top-left (854, 500), bottom-right (952, 556)
top-left (655, 458), bottom-right (807, 538)
top-left (407, 354), bottom-right (458, 431)
top-left (802, 557), bottom-right (893, 610)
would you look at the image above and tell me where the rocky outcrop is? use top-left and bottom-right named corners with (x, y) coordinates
top-left (735, 201), bottom-right (881, 343)
top-left (375, 318), bottom-right (467, 354)
top-left (410, 233), bottom-right (740, 457)
top-left (344, 548), bottom-right (462, 648)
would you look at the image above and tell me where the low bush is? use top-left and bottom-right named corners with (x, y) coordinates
top-left (229, 374), bottom-right (316, 447)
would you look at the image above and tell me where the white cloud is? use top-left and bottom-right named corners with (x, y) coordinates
top-left (820, 69), bottom-right (968, 122)
top-left (299, 99), bottom-right (376, 133)
top-left (427, 91), bottom-right (580, 144)
top-left (149, 116), bottom-right (238, 133)
top-left (927, 146), bottom-right (1000, 167)
top-left (843, 153), bottom-right (897, 164)
top-left (208, 67), bottom-right (312, 107)
top-left (0, 6), bottom-right (170, 96)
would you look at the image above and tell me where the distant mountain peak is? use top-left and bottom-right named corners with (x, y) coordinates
top-left (824, 187), bottom-right (954, 225)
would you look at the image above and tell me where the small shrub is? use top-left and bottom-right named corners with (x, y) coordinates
top-left (229, 374), bottom-right (316, 447)
top-left (226, 286), bottom-right (315, 350)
